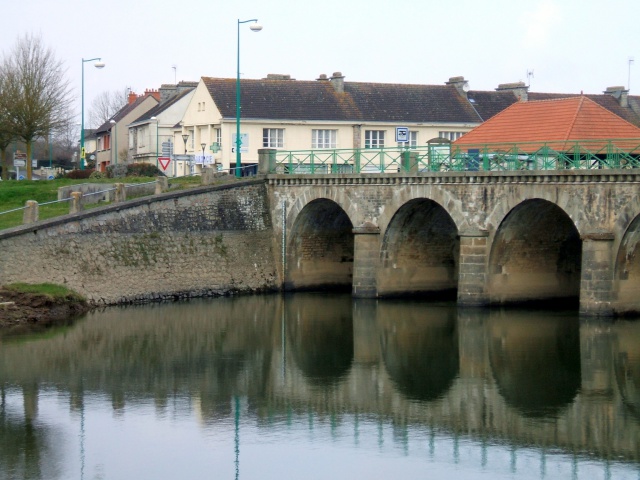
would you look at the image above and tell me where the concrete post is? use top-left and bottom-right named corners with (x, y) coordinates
top-left (69, 191), bottom-right (84, 214)
top-left (114, 183), bottom-right (126, 203)
top-left (352, 222), bottom-right (380, 298)
top-left (201, 167), bottom-right (215, 185)
top-left (155, 176), bottom-right (168, 194)
top-left (401, 151), bottom-right (419, 174)
top-left (258, 148), bottom-right (277, 174)
top-left (457, 229), bottom-right (490, 307)
top-left (23, 200), bottom-right (39, 224)
top-left (580, 233), bottom-right (615, 317)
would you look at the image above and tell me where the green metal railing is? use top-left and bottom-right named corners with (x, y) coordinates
top-left (271, 139), bottom-right (640, 174)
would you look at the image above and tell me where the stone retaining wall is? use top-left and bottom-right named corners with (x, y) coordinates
top-left (0, 179), bottom-right (278, 304)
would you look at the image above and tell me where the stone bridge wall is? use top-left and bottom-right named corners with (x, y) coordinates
top-left (268, 170), bottom-right (640, 316)
top-left (0, 179), bottom-right (278, 304)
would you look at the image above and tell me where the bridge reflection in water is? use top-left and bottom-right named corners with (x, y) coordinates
top-left (0, 295), bottom-right (639, 479)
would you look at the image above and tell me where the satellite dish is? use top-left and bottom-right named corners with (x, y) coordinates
top-left (462, 82), bottom-right (470, 93)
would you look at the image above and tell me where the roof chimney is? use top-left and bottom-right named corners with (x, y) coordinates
top-left (496, 81), bottom-right (529, 101)
top-left (446, 76), bottom-right (470, 99)
top-left (604, 86), bottom-right (629, 107)
top-left (159, 84), bottom-right (178, 104)
top-left (128, 91), bottom-right (138, 104)
top-left (330, 72), bottom-right (345, 93)
top-left (316, 73), bottom-right (329, 81)
top-left (265, 74), bottom-right (292, 80)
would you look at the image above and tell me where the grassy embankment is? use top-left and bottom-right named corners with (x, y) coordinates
top-left (0, 176), bottom-right (202, 230)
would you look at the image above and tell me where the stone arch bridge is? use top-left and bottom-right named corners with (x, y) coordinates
top-left (1, 170), bottom-right (639, 316)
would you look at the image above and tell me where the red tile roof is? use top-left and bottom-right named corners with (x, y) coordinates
top-left (455, 96), bottom-right (640, 147)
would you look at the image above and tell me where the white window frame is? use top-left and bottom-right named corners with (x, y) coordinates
top-left (365, 130), bottom-right (385, 149)
top-left (263, 128), bottom-right (284, 148)
top-left (312, 129), bottom-right (337, 149)
top-left (439, 131), bottom-right (464, 141)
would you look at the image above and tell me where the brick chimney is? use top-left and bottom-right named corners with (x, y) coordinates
top-left (604, 86), bottom-right (629, 107)
top-left (144, 89), bottom-right (160, 101)
top-left (128, 91), bottom-right (138, 104)
top-left (446, 76), bottom-right (470, 99)
top-left (496, 81), bottom-right (529, 101)
top-left (330, 72), bottom-right (345, 93)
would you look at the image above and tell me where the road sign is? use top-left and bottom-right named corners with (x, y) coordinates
top-left (158, 157), bottom-right (171, 171)
top-left (14, 159), bottom-right (26, 167)
top-left (396, 127), bottom-right (409, 143)
top-left (161, 140), bottom-right (173, 156)
top-left (231, 133), bottom-right (249, 153)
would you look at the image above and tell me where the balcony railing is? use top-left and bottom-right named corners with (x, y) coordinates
top-left (270, 139), bottom-right (640, 174)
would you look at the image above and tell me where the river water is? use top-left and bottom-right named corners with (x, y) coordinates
top-left (0, 293), bottom-right (639, 480)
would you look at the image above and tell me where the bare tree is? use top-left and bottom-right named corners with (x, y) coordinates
top-left (88, 88), bottom-right (128, 129)
top-left (0, 33), bottom-right (74, 179)
top-left (0, 70), bottom-right (17, 180)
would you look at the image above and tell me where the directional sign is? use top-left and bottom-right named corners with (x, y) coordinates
top-left (158, 157), bottom-right (171, 171)
top-left (14, 159), bottom-right (26, 167)
top-left (161, 140), bottom-right (173, 156)
top-left (396, 127), bottom-right (409, 143)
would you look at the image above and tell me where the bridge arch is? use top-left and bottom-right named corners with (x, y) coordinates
top-left (378, 198), bottom-right (459, 297)
top-left (285, 198), bottom-right (354, 291)
top-left (488, 198), bottom-right (582, 305)
top-left (615, 213), bottom-right (640, 314)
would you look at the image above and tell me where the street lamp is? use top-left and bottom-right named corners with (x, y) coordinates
top-left (201, 143), bottom-right (206, 171)
top-left (236, 18), bottom-right (262, 178)
top-left (182, 133), bottom-right (189, 176)
top-left (150, 116), bottom-right (159, 169)
top-left (109, 119), bottom-right (117, 167)
top-left (80, 57), bottom-right (105, 170)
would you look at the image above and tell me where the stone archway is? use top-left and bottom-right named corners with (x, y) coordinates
top-left (378, 198), bottom-right (459, 297)
top-left (615, 214), bottom-right (640, 314)
top-left (488, 199), bottom-right (581, 305)
top-left (285, 198), bottom-right (354, 291)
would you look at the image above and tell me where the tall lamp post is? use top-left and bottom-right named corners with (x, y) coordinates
top-left (109, 119), bottom-right (117, 167)
top-left (80, 58), bottom-right (105, 170)
top-left (150, 117), bottom-right (159, 169)
top-left (235, 19), bottom-right (262, 178)
top-left (182, 133), bottom-right (189, 176)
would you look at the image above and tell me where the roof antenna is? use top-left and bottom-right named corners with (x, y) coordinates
top-left (172, 65), bottom-right (177, 84)
top-left (629, 57), bottom-right (634, 91)
top-left (526, 69), bottom-right (534, 88)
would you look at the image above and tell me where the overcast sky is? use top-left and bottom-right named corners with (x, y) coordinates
top-left (2, 0), bottom-right (639, 124)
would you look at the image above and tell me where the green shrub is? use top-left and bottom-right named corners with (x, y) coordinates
top-left (89, 171), bottom-right (105, 179)
top-left (127, 163), bottom-right (164, 177)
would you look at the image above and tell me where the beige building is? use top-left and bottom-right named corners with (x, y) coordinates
top-left (128, 82), bottom-right (197, 176)
top-left (174, 73), bottom-right (640, 176)
top-left (94, 91), bottom-right (159, 172)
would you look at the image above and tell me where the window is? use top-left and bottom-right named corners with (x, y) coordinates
top-left (365, 130), bottom-right (385, 149)
top-left (263, 128), bottom-right (284, 148)
top-left (312, 129), bottom-right (337, 149)
top-left (439, 131), bottom-right (464, 141)
top-left (129, 128), bottom-right (134, 149)
top-left (397, 131), bottom-right (418, 148)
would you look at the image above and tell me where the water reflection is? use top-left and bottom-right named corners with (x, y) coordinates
top-left (378, 301), bottom-right (459, 402)
top-left (285, 293), bottom-right (354, 386)
top-left (488, 310), bottom-right (581, 417)
top-left (613, 321), bottom-right (640, 421)
top-left (0, 295), bottom-right (639, 479)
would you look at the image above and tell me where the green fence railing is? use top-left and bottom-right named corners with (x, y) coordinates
top-left (271, 139), bottom-right (640, 174)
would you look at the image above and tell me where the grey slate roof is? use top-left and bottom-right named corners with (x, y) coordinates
top-left (201, 76), bottom-right (640, 128)
top-left (130, 88), bottom-right (195, 125)
top-left (95, 96), bottom-right (157, 134)
top-left (203, 78), bottom-right (483, 124)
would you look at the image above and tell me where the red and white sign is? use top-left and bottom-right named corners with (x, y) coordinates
top-left (158, 157), bottom-right (171, 171)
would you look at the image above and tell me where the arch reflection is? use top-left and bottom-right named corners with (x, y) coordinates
top-left (286, 293), bottom-right (354, 386)
top-left (612, 321), bottom-right (640, 421)
top-left (489, 310), bottom-right (581, 417)
top-left (379, 302), bottom-right (459, 402)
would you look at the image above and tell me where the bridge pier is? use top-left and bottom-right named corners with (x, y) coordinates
top-left (457, 230), bottom-right (490, 307)
top-left (579, 233), bottom-right (615, 317)
top-left (352, 223), bottom-right (380, 298)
